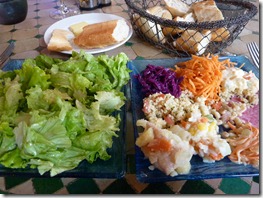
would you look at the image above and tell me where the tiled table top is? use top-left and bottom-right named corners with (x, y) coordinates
top-left (0, 0), bottom-right (260, 195)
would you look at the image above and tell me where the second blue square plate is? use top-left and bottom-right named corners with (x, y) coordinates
top-left (128, 56), bottom-right (259, 183)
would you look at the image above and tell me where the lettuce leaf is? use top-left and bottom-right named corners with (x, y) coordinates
top-left (0, 51), bottom-right (130, 176)
top-left (74, 130), bottom-right (117, 163)
top-left (15, 59), bottom-right (51, 91)
top-left (0, 122), bottom-right (27, 168)
top-left (0, 76), bottom-right (23, 124)
top-left (95, 90), bottom-right (125, 114)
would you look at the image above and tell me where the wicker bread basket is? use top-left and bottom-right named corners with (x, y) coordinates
top-left (125, 0), bottom-right (257, 57)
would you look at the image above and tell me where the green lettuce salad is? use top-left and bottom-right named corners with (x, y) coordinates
top-left (0, 51), bottom-right (131, 176)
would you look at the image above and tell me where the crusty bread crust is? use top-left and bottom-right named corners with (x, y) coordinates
top-left (191, 0), bottom-right (224, 22)
top-left (132, 6), bottom-right (171, 44)
top-left (211, 27), bottom-right (230, 42)
top-left (191, 0), bottom-right (229, 42)
top-left (173, 30), bottom-right (211, 55)
top-left (164, 0), bottom-right (190, 17)
top-left (147, 6), bottom-right (173, 20)
top-left (162, 12), bottom-right (195, 36)
top-left (73, 20), bottom-right (129, 49)
top-left (133, 13), bottom-right (166, 44)
top-left (47, 29), bottom-right (73, 52)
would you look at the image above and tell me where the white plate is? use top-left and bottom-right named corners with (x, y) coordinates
top-left (44, 13), bottom-right (133, 54)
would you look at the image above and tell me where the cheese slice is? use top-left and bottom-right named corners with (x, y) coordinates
top-left (69, 22), bottom-right (89, 36)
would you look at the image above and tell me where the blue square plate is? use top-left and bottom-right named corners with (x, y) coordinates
top-left (128, 56), bottom-right (259, 183)
top-left (0, 60), bottom-right (127, 178)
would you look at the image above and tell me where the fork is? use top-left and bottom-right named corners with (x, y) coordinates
top-left (0, 42), bottom-right (15, 69)
top-left (247, 42), bottom-right (259, 68)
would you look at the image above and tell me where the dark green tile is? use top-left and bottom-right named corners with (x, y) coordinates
top-left (125, 42), bottom-right (133, 46)
top-left (34, 24), bottom-right (41, 28)
top-left (180, 180), bottom-right (215, 194)
top-left (252, 31), bottom-right (259, 35)
top-left (141, 183), bottom-right (174, 194)
top-left (66, 178), bottom-right (100, 194)
top-left (219, 178), bottom-right (251, 194)
top-left (5, 177), bottom-right (31, 190)
top-left (102, 178), bottom-right (135, 194)
top-left (35, 34), bottom-right (43, 39)
top-left (32, 178), bottom-right (63, 194)
top-left (0, 189), bottom-right (11, 194)
top-left (35, 46), bottom-right (45, 51)
top-left (8, 39), bottom-right (16, 43)
top-left (162, 49), bottom-right (172, 54)
top-left (135, 56), bottom-right (145, 60)
top-left (253, 176), bottom-right (259, 183)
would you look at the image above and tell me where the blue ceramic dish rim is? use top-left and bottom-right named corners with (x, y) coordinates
top-left (0, 59), bottom-right (127, 178)
top-left (128, 55), bottom-right (259, 183)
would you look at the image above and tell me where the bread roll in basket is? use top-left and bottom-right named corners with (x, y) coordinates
top-left (125, 0), bottom-right (258, 57)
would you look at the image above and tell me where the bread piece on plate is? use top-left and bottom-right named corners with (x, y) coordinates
top-left (47, 29), bottom-right (73, 52)
top-left (163, 0), bottom-right (190, 17)
top-left (162, 12), bottom-right (195, 36)
top-left (74, 19), bottom-right (129, 49)
top-left (69, 21), bottom-right (89, 36)
top-left (191, 0), bottom-right (224, 22)
top-left (133, 13), bottom-right (166, 43)
top-left (173, 29), bottom-right (211, 55)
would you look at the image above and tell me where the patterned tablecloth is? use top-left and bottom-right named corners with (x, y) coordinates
top-left (0, 0), bottom-right (260, 194)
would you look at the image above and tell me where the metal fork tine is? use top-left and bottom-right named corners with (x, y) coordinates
top-left (249, 48), bottom-right (258, 66)
top-left (0, 42), bottom-right (15, 64)
top-left (247, 42), bottom-right (259, 68)
top-left (250, 42), bottom-right (259, 57)
top-left (0, 42), bottom-right (13, 58)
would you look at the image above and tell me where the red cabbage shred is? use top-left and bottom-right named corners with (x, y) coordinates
top-left (135, 64), bottom-right (183, 98)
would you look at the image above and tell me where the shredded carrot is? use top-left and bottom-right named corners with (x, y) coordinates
top-left (173, 54), bottom-right (235, 103)
top-left (226, 122), bottom-right (259, 167)
top-left (227, 121), bottom-right (236, 130)
top-left (239, 63), bottom-right (245, 69)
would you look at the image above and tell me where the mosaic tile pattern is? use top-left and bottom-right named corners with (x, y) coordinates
top-left (0, 0), bottom-right (260, 195)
